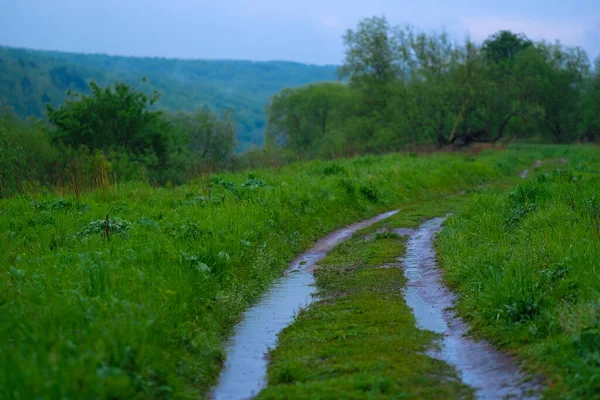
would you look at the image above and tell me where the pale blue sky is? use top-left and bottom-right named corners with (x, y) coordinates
top-left (1, 0), bottom-right (598, 65)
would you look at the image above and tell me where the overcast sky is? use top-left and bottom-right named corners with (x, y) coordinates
top-left (1, 0), bottom-right (598, 65)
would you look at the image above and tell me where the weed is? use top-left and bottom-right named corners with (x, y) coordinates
top-left (374, 231), bottom-right (400, 240)
top-left (437, 146), bottom-right (600, 398)
top-left (320, 161), bottom-right (347, 176)
top-left (76, 217), bottom-right (131, 238)
top-left (360, 184), bottom-right (380, 203)
top-left (338, 178), bottom-right (356, 197)
top-left (241, 179), bottom-right (267, 189)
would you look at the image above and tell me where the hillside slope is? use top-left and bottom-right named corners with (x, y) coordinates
top-left (0, 46), bottom-right (338, 150)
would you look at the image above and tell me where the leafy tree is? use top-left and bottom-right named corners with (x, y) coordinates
top-left (581, 58), bottom-right (600, 140)
top-left (0, 106), bottom-right (56, 196)
top-left (266, 83), bottom-right (350, 157)
top-left (483, 31), bottom-right (532, 64)
top-left (170, 108), bottom-right (237, 168)
top-left (47, 81), bottom-right (169, 166)
top-left (389, 28), bottom-right (464, 145)
top-left (457, 33), bottom-right (532, 144)
top-left (338, 16), bottom-right (398, 85)
top-left (534, 42), bottom-right (590, 142)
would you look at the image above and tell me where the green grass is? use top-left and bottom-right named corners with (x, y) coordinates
top-left (259, 198), bottom-right (473, 399)
top-left (437, 145), bottom-right (600, 398)
top-left (0, 147), bottom-right (571, 398)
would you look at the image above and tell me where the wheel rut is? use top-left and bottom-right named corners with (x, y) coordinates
top-left (213, 207), bottom-right (541, 399)
top-left (211, 210), bottom-right (398, 399)
top-left (401, 218), bottom-right (540, 399)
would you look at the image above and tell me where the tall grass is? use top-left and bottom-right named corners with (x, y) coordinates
top-left (0, 149), bottom-right (545, 398)
top-left (437, 145), bottom-right (600, 398)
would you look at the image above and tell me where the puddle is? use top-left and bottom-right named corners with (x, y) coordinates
top-left (211, 272), bottom-right (315, 400)
top-left (394, 227), bottom-right (416, 236)
top-left (520, 160), bottom-right (543, 179)
top-left (401, 218), bottom-right (539, 399)
top-left (211, 210), bottom-right (398, 399)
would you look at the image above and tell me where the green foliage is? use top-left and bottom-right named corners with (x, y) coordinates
top-left (0, 46), bottom-right (337, 149)
top-left (47, 81), bottom-right (168, 162)
top-left (483, 31), bottom-right (533, 64)
top-left (0, 106), bottom-right (57, 196)
top-left (0, 148), bottom-right (534, 398)
top-left (359, 183), bottom-right (381, 203)
top-left (505, 180), bottom-right (550, 226)
top-left (437, 146), bottom-right (600, 398)
top-left (0, 81), bottom-right (247, 195)
top-left (338, 16), bottom-right (398, 84)
top-left (581, 57), bottom-right (600, 140)
top-left (43, 80), bottom-right (183, 185)
top-left (319, 161), bottom-right (347, 176)
top-left (169, 108), bottom-right (237, 170)
top-left (267, 19), bottom-right (600, 158)
top-left (76, 217), bottom-right (132, 238)
top-left (266, 82), bottom-right (351, 158)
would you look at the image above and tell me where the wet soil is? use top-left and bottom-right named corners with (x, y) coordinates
top-left (211, 272), bottom-right (315, 400)
top-left (402, 218), bottom-right (540, 399)
top-left (520, 158), bottom-right (568, 179)
top-left (520, 160), bottom-right (543, 178)
top-left (211, 210), bottom-right (398, 399)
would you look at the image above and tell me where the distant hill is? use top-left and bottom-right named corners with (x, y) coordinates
top-left (0, 46), bottom-right (338, 150)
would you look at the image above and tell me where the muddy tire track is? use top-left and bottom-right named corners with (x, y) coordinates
top-left (520, 158), bottom-right (568, 179)
top-left (401, 218), bottom-right (540, 399)
top-left (211, 210), bottom-right (398, 399)
top-left (212, 162), bottom-right (549, 399)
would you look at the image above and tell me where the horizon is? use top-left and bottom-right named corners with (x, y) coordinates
top-left (0, 44), bottom-right (340, 67)
top-left (1, 0), bottom-right (598, 65)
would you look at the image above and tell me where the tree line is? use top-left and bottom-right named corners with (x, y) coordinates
top-left (2, 17), bottom-right (599, 196)
top-left (265, 17), bottom-right (600, 159)
top-left (0, 46), bottom-right (337, 150)
top-left (0, 81), bottom-right (236, 197)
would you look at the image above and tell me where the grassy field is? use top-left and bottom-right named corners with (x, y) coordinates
top-left (0, 149), bottom-right (536, 399)
top-left (437, 145), bottom-right (600, 398)
top-left (0, 146), bottom-right (579, 399)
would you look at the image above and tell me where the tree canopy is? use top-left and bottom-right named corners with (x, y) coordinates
top-left (266, 18), bottom-right (599, 159)
top-left (47, 82), bottom-right (167, 158)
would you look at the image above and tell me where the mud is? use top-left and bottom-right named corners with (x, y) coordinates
top-left (401, 218), bottom-right (539, 399)
top-left (364, 226), bottom-right (414, 241)
top-left (211, 210), bottom-right (398, 399)
top-left (393, 227), bottom-right (416, 236)
top-left (520, 159), bottom-right (570, 179)
top-left (520, 159), bottom-right (543, 178)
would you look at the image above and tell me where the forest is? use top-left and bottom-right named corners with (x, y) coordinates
top-left (0, 46), bottom-right (337, 149)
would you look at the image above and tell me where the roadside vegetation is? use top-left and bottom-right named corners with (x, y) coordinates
top-left (437, 145), bottom-right (600, 398)
top-left (0, 149), bottom-right (539, 399)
